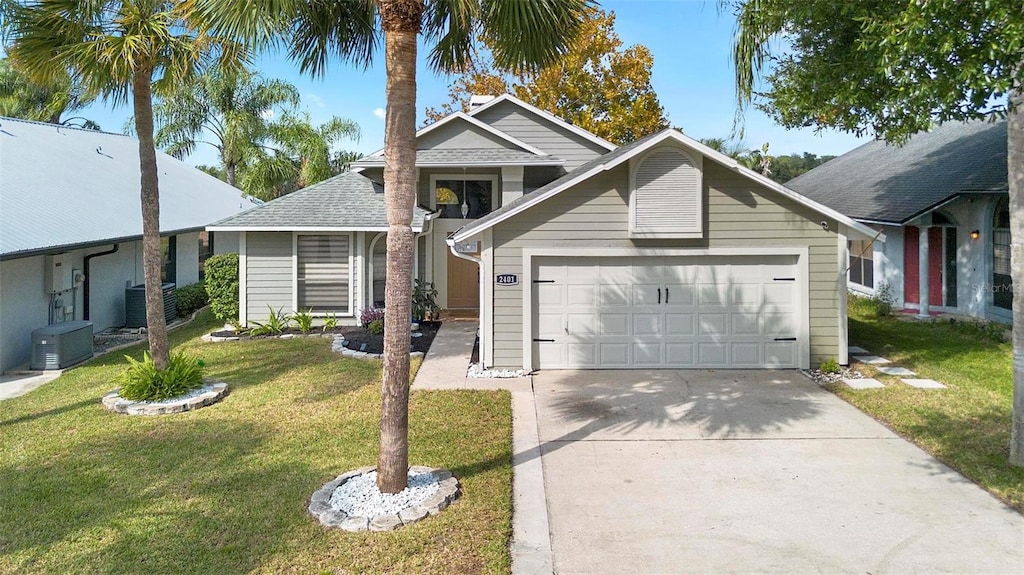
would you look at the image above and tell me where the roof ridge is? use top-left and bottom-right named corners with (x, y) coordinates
top-left (0, 115), bottom-right (133, 139)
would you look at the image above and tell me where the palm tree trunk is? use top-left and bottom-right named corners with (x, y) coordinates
top-left (1009, 81), bottom-right (1024, 466)
top-left (226, 162), bottom-right (236, 187)
top-left (377, 0), bottom-right (422, 494)
top-left (133, 68), bottom-right (170, 370)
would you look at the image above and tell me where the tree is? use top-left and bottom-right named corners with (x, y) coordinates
top-left (424, 6), bottom-right (669, 145)
top-left (241, 110), bottom-right (361, 200)
top-left (153, 67), bottom-right (300, 187)
top-left (732, 0), bottom-right (1024, 464)
top-left (0, 57), bottom-right (98, 128)
top-left (6, 0), bottom-right (243, 370)
top-left (194, 0), bottom-right (588, 493)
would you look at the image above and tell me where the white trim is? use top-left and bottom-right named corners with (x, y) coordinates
top-left (350, 160), bottom-right (565, 168)
top-left (481, 228), bottom-right (494, 368)
top-left (207, 225), bottom-right (422, 233)
top-left (453, 130), bottom-right (883, 244)
top-left (466, 93), bottom-right (618, 152)
top-left (365, 112), bottom-right (550, 157)
top-left (520, 246), bottom-right (812, 371)
top-left (355, 231), bottom-right (366, 313)
top-left (292, 231), bottom-right (356, 317)
top-left (837, 225), bottom-right (849, 366)
top-left (239, 231), bottom-right (247, 326)
top-left (428, 173), bottom-right (501, 215)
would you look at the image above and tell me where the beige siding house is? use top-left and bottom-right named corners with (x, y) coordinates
top-left (211, 95), bottom-right (878, 371)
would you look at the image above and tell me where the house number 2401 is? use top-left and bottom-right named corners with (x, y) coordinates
top-left (495, 274), bottom-right (519, 286)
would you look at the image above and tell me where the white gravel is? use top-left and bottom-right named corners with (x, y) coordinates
top-left (805, 366), bottom-right (864, 385)
top-left (329, 470), bottom-right (439, 517)
top-left (467, 362), bottom-right (530, 378)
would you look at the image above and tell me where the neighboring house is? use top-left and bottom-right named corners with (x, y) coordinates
top-left (0, 117), bottom-right (258, 373)
top-left (215, 94), bottom-right (877, 371)
top-left (787, 119), bottom-right (1009, 323)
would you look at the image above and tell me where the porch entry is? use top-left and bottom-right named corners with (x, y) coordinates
top-left (903, 225), bottom-right (957, 308)
top-left (447, 250), bottom-right (479, 309)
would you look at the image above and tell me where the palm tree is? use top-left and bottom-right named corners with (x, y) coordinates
top-left (0, 57), bottom-right (98, 128)
top-left (6, 0), bottom-right (244, 370)
top-left (194, 0), bottom-right (588, 492)
top-left (154, 67), bottom-right (300, 187)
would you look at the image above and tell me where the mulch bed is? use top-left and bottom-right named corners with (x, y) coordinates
top-left (209, 321), bottom-right (441, 356)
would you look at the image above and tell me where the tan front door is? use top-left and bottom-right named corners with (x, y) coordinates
top-left (447, 250), bottom-right (479, 309)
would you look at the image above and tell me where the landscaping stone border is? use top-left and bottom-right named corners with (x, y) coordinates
top-left (309, 466), bottom-right (460, 532)
top-left (101, 381), bottom-right (229, 415)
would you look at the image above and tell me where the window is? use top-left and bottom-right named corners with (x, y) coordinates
top-left (198, 231), bottom-right (214, 280)
top-left (993, 198), bottom-right (1012, 310)
top-left (848, 239), bottom-right (874, 288)
top-left (435, 179), bottom-right (493, 219)
top-left (630, 147), bottom-right (703, 238)
top-left (297, 234), bottom-right (351, 313)
top-left (161, 236), bottom-right (176, 284)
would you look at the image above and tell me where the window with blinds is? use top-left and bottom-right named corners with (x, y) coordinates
top-left (630, 147), bottom-right (703, 238)
top-left (297, 235), bottom-right (351, 313)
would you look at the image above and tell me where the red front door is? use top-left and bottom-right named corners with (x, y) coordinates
top-left (903, 226), bottom-right (944, 306)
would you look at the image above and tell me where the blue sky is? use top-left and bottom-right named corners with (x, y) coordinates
top-left (79, 0), bottom-right (870, 167)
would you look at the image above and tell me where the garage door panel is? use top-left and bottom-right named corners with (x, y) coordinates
top-left (532, 256), bottom-right (802, 369)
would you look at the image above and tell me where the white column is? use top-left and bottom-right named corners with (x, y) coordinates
top-left (501, 165), bottom-right (524, 206)
top-left (917, 226), bottom-right (931, 319)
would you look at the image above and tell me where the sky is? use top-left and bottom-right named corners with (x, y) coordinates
top-left (77, 0), bottom-right (871, 168)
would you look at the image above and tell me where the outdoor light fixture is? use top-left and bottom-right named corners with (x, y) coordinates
top-left (971, 229), bottom-right (980, 240)
top-left (460, 200), bottom-right (470, 218)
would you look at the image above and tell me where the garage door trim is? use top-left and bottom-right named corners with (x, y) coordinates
top-left (521, 247), bottom-right (811, 371)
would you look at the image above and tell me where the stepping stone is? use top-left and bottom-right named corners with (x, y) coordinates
top-left (843, 377), bottom-right (885, 389)
top-left (852, 354), bottom-right (892, 366)
top-left (848, 346), bottom-right (870, 355)
top-left (877, 366), bottom-right (917, 376)
top-left (901, 378), bottom-right (946, 389)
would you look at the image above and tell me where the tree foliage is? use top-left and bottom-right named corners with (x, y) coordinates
top-left (425, 6), bottom-right (669, 145)
top-left (0, 57), bottom-right (98, 128)
top-left (731, 0), bottom-right (1024, 465)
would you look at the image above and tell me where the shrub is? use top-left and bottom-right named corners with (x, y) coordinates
top-left (117, 351), bottom-right (205, 401)
top-left (848, 282), bottom-right (895, 319)
top-left (174, 281), bottom-right (209, 317)
top-left (367, 318), bottom-right (384, 335)
top-left (359, 306), bottom-right (385, 328)
top-left (412, 279), bottom-right (440, 321)
top-left (293, 308), bottom-right (314, 335)
top-left (205, 253), bottom-right (239, 322)
top-left (248, 306), bottom-right (292, 337)
top-left (321, 313), bottom-right (338, 334)
top-left (819, 358), bottom-right (841, 374)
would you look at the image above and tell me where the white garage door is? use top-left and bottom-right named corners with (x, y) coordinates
top-left (532, 256), bottom-right (802, 369)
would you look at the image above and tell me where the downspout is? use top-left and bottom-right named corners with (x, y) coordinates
top-left (413, 211), bottom-right (439, 282)
top-left (83, 244), bottom-right (119, 321)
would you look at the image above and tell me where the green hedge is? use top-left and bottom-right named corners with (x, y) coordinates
top-left (174, 282), bottom-right (209, 317)
top-left (205, 253), bottom-right (239, 322)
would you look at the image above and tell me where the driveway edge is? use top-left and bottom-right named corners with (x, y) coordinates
top-left (511, 385), bottom-right (553, 575)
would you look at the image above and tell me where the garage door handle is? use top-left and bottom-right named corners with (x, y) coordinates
top-left (665, 287), bottom-right (669, 303)
top-left (773, 277), bottom-right (796, 281)
top-left (773, 337), bottom-right (797, 341)
top-left (533, 338), bottom-right (555, 343)
top-left (658, 288), bottom-right (661, 304)
top-left (533, 280), bottom-right (555, 283)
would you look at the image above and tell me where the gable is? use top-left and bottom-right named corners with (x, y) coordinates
top-left (472, 100), bottom-right (611, 168)
top-left (416, 118), bottom-right (522, 151)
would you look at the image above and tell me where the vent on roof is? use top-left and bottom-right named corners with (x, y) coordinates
top-left (629, 147), bottom-right (703, 238)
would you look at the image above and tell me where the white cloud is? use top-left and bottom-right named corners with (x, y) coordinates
top-left (306, 93), bottom-right (326, 109)
top-left (373, 107), bottom-right (386, 119)
top-left (260, 109), bottom-right (275, 120)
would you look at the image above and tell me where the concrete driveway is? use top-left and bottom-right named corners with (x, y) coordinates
top-left (532, 370), bottom-right (1023, 574)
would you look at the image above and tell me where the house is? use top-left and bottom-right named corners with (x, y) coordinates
top-left (786, 119), bottom-right (1009, 322)
top-left (0, 117), bottom-right (258, 373)
top-left (213, 94), bottom-right (878, 371)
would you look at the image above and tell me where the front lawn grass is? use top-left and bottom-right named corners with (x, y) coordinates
top-left (835, 301), bottom-right (1024, 512)
top-left (0, 310), bottom-right (512, 574)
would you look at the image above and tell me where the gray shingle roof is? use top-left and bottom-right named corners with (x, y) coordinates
top-left (786, 119), bottom-right (1007, 224)
top-left (351, 148), bottom-right (563, 167)
top-left (0, 117), bottom-right (258, 258)
top-left (209, 171), bottom-right (428, 230)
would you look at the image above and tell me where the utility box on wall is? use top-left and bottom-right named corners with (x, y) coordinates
top-left (44, 253), bottom-right (74, 293)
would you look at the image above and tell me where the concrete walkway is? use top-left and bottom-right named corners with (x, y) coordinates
top-left (532, 369), bottom-right (1024, 574)
top-left (0, 371), bottom-right (62, 400)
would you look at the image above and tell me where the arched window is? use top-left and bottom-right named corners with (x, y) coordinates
top-left (630, 147), bottom-right (703, 238)
top-left (992, 198), bottom-right (1012, 310)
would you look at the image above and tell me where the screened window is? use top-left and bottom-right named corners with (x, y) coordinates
top-left (297, 235), bottom-right (351, 313)
top-left (848, 239), bottom-right (874, 288)
top-left (993, 198), bottom-right (1012, 310)
top-left (435, 179), bottom-right (493, 219)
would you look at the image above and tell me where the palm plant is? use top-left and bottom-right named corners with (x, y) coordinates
top-left (6, 0), bottom-right (245, 370)
top-left (194, 0), bottom-right (588, 492)
top-left (153, 67), bottom-right (300, 187)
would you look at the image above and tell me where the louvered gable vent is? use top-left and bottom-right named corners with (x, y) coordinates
top-left (630, 147), bottom-right (703, 238)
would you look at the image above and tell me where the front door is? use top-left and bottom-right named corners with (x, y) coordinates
top-left (447, 250), bottom-right (479, 309)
